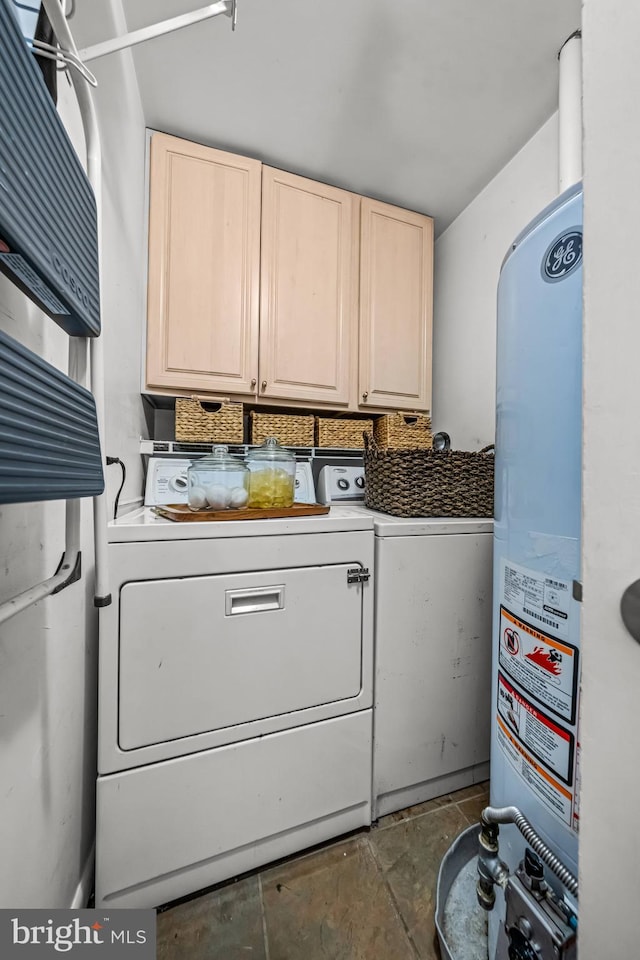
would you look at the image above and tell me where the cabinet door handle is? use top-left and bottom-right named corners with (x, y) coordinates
top-left (362, 391), bottom-right (368, 402)
top-left (261, 380), bottom-right (267, 391)
top-left (250, 378), bottom-right (257, 389)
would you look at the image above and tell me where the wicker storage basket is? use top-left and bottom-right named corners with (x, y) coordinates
top-left (373, 412), bottom-right (433, 450)
top-left (363, 439), bottom-right (494, 518)
top-left (250, 410), bottom-right (315, 446)
top-left (175, 397), bottom-right (244, 444)
top-left (315, 417), bottom-right (373, 449)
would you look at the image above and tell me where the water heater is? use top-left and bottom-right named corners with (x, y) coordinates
top-left (489, 183), bottom-right (582, 954)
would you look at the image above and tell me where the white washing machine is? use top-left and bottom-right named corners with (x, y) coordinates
top-left (319, 464), bottom-right (493, 818)
top-left (95, 459), bottom-right (374, 908)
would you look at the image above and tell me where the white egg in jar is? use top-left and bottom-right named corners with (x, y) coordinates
top-left (205, 483), bottom-right (231, 510)
top-left (188, 486), bottom-right (208, 510)
top-left (229, 486), bottom-right (249, 508)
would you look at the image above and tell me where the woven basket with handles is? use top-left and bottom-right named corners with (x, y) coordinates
top-left (315, 417), bottom-right (373, 449)
top-left (174, 397), bottom-right (244, 444)
top-left (363, 436), bottom-right (494, 518)
top-left (250, 410), bottom-right (315, 447)
top-left (373, 411), bottom-right (433, 450)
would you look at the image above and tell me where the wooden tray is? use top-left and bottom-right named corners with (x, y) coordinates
top-left (153, 503), bottom-right (331, 522)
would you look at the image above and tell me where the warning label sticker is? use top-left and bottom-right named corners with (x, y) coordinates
top-left (499, 606), bottom-right (579, 724)
top-left (503, 560), bottom-right (571, 639)
top-left (497, 672), bottom-right (574, 784)
top-left (497, 715), bottom-right (573, 827)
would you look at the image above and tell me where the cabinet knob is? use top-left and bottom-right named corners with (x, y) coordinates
top-left (362, 391), bottom-right (368, 402)
top-left (261, 380), bottom-right (267, 391)
top-left (250, 378), bottom-right (257, 389)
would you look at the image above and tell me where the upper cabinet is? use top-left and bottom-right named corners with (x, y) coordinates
top-left (259, 168), bottom-right (359, 406)
top-left (144, 133), bottom-right (434, 413)
top-left (145, 133), bottom-right (261, 396)
top-left (359, 199), bottom-right (434, 412)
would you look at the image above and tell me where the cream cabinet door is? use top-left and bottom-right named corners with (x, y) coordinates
top-left (359, 199), bottom-right (433, 412)
top-left (145, 133), bottom-right (261, 395)
top-left (259, 167), bottom-right (359, 406)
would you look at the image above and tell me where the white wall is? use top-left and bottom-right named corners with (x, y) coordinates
top-left (432, 114), bottom-right (560, 450)
top-left (0, 0), bottom-right (146, 908)
top-left (71, 0), bottom-right (148, 513)
top-left (579, 1), bottom-right (640, 953)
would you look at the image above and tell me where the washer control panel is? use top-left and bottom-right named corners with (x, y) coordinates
top-left (317, 465), bottom-right (366, 504)
top-left (145, 458), bottom-right (193, 505)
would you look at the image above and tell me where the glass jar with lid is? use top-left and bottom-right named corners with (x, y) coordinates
top-left (187, 445), bottom-right (250, 511)
top-left (246, 437), bottom-right (296, 508)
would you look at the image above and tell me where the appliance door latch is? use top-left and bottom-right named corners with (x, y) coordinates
top-left (347, 567), bottom-right (370, 585)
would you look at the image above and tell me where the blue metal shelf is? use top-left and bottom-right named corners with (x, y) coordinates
top-left (0, 0), bottom-right (101, 337)
top-left (0, 330), bottom-right (104, 503)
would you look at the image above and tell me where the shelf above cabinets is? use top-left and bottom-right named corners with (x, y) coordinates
top-left (139, 438), bottom-right (365, 460)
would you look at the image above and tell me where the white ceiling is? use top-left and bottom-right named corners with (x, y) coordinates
top-left (113, 0), bottom-right (580, 233)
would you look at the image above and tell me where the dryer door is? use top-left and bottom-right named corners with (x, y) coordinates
top-left (118, 563), bottom-right (364, 749)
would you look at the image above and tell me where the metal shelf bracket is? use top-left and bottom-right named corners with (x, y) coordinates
top-left (78, 1), bottom-right (237, 64)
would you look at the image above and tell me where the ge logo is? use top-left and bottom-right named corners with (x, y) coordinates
top-left (542, 229), bottom-right (582, 283)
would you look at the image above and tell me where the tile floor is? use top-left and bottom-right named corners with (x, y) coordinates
top-left (156, 781), bottom-right (489, 960)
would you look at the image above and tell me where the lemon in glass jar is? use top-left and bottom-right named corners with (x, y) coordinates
top-left (246, 438), bottom-right (296, 508)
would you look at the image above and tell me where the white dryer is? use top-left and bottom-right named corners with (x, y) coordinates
top-left (95, 460), bottom-right (374, 908)
top-left (318, 465), bottom-right (493, 818)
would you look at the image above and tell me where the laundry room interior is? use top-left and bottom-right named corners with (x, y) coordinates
top-left (0, 0), bottom-right (638, 958)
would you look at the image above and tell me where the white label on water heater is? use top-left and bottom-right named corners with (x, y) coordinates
top-left (502, 560), bottom-right (571, 639)
top-left (498, 559), bottom-right (580, 832)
